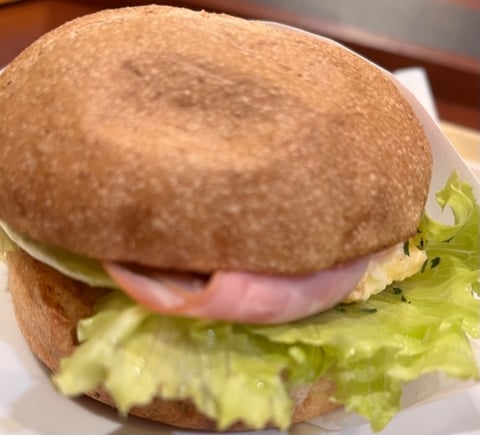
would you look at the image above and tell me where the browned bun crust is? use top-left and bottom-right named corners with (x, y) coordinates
top-left (0, 6), bottom-right (432, 274)
top-left (7, 248), bottom-right (341, 430)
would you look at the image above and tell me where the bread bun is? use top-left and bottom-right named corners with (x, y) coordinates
top-left (0, 6), bottom-right (432, 274)
top-left (7, 249), bottom-right (341, 429)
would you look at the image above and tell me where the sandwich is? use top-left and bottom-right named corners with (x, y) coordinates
top-left (0, 5), bottom-right (479, 431)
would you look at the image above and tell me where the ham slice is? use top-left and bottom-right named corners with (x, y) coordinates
top-left (103, 257), bottom-right (369, 324)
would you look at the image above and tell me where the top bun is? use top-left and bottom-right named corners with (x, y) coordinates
top-left (0, 6), bottom-right (432, 274)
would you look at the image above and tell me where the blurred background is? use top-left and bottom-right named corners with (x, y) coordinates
top-left (1, 0), bottom-right (479, 170)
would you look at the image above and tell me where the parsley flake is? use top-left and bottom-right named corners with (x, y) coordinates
top-left (403, 241), bottom-right (410, 256)
top-left (421, 259), bottom-right (428, 273)
top-left (431, 257), bottom-right (441, 269)
top-left (360, 307), bottom-right (378, 314)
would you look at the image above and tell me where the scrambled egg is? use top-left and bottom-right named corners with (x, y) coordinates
top-left (344, 241), bottom-right (427, 303)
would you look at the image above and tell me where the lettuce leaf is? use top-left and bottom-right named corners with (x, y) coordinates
top-left (0, 223), bottom-right (15, 261)
top-left (0, 220), bottom-right (117, 288)
top-left (28, 173), bottom-right (480, 430)
top-left (56, 295), bottom-right (313, 429)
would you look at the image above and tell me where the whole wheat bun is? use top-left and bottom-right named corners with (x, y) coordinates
top-left (7, 249), bottom-right (340, 429)
top-left (0, 6), bottom-right (432, 274)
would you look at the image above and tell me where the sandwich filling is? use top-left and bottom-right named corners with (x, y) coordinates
top-left (103, 243), bottom-right (426, 324)
top-left (1, 219), bottom-right (425, 324)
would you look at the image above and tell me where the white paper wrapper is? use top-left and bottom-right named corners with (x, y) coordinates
top-left (264, 21), bottom-right (480, 432)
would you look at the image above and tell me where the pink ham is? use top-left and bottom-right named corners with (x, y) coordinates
top-left (103, 258), bottom-right (369, 324)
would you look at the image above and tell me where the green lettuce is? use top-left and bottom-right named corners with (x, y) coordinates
top-left (50, 172), bottom-right (480, 431)
top-left (0, 220), bottom-right (117, 288)
top-left (0, 173), bottom-right (477, 430)
top-left (0, 224), bottom-right (14, 261)
top-left (55, 297), bottom-right (310, 429)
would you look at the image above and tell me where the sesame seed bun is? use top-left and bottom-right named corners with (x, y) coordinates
top-left (0, 5), bottom-right (431, 274)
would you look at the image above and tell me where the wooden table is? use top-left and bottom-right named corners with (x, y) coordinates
top-left (1, 0), bottom-right (479, 131)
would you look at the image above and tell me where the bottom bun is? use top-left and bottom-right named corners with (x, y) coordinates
top-left (7, 249), bottom-right (341, 430)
